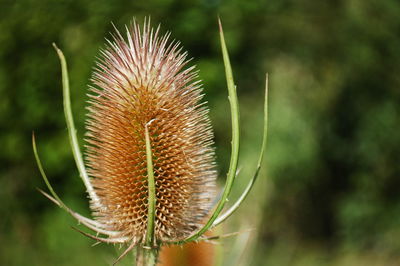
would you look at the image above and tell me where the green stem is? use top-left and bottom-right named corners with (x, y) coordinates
top-left (136, 246), bottom-right (158, 266)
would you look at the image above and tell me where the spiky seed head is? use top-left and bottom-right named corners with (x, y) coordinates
top-left (85, 19), bottom-right (217, 244)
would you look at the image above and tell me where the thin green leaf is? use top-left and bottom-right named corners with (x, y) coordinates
top-left (32, 133), bottom-right (64, 206)
top-left (213, 73), bottom-right (269, 226)
top-left (172, 18), bottom-right (241, 244)
top-left (52, 43), bottom-right (100, 206)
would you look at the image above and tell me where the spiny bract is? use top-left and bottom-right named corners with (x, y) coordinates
top-left (84, 19), bottom-right (217, 245)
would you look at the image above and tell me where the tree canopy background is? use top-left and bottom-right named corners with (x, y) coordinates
top-left (1, 0), bottom-right (399, 265)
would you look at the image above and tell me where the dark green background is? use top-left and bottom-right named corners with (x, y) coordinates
top-left (1, 0), bottom-right (399, 265)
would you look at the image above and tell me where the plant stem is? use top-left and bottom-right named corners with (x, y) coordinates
top-left (136, 246), bottom-right (159, 266)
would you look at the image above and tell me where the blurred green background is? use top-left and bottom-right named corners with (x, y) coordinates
top-left (1, 0), bottom-right (400, 265)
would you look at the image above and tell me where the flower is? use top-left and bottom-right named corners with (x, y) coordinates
top-left (85, 19), bottom-right (217, 245)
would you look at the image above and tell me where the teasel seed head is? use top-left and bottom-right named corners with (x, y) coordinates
top-left (84, 19), bottom-right (217, 244)
top-left (34, 16), bottom-right (268, 266)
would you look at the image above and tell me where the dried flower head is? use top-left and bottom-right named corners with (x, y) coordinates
top-left (85, 20), bottom-right (217, 243)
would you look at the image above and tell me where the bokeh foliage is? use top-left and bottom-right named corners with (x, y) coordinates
top-left (1, 0), bottom-right (399, 265)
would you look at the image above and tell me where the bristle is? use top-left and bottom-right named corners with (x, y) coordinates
top-left (85, 19), bottom-right (217, 244)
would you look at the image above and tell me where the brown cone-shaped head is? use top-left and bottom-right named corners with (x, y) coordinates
top-left (85, 20), bottom-right (217, 244)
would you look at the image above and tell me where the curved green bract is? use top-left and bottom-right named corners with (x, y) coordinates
top-left (144, 124), bottom-right (156, 247)
top-left (32, 133), bottom-right (64, 206)
top-left (213, 74), bottom-right (269, 226)
top-left (52, 44), bottom-right (100, 206)
top-left (172, 18), bottom-right (241, 245)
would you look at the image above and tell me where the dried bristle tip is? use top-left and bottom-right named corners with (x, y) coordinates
top-left (85, 19), bottom-right (217, 244)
